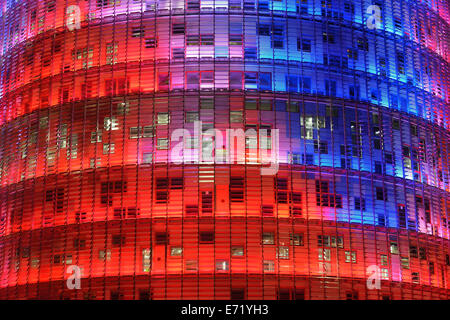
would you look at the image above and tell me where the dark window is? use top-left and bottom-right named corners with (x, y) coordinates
top-left (112, 235), bottom-right (125, 247)
top-left (172, 23), bottom-right (185, 35)
top-left (200, 231), bottom-right (215, 243)
top-left (376, 187), bottom-right (387, 201)
top-left (139, 290), bottom-right (151, 300)
top-left (231, 288), bottom-right (245, 300)
top-left (155, 232), bottom-right (169, 245)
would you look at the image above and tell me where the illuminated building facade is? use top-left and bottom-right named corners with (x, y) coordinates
top-left (0, 0), bottom-right (449, 300)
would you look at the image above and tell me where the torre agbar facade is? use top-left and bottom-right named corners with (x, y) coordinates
top-left (0, 0), bottom-right (449, 301)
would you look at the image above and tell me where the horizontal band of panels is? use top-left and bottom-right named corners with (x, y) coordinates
top-left (1, 218), bottom-right (449, 296)
top-left (0, 3), bottom-right (448, 126)
top-left (1, 94), bottom-right (448, 190)
top-left (0, 163), bottom-right (449, 238)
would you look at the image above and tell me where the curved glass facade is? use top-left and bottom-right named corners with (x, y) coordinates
top-left (0, 0), bottom-right (449, 299)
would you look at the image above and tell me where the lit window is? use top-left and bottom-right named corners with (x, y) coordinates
top-left (103, 143), bottom-right (115, 154)
top-left (185, 260), bottom-right (198, 271)
top-left (318, 248), bottom-right (331, 261)
top-left (99, 249), bottom-right (111, 261)
top-left (231, 246), bottom-right (244, 256)
top-left (290, 233), bottom-right (304, 246)
top-left (390, 241), bottom-right (399, 255)
top-left (230, 111), bottom-right (243, 123)
top-left (345, 251), bottom-right (357, 263)
top-left (157, 138), bottom-right (169, 150)
top-left (262, 232), bottom-right (275, 245)
top-left (263, 260), bottom-right (275, 272)
top-left (131, 27), bottom-right (145, 38)
top-left (142, 249), bottom-right (151, 272)
top-left (157, 112), bottom-right (170, 125)
top-left (400, 256), bottom-right (409, 269)
top-left (278, 246), bottom-right (289, 259)
top-left (170, 247), bottom-right (183, 256)
top-left (216, 260), bottom-right (229, 271)
top-left (380, 254), bottom-right (388, 266)
top-left (104, 116), bottom-right (119, 131)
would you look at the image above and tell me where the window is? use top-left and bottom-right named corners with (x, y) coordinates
top-left (263, 260), bottom-right (275, 271)
top-left (103, 143), bottom-right (115, 154)
top-left (244, 72), bottom-right (257, 89)
top-left (357, 37), bottom-right (369, 51)
top-left (290, 233), bottom-right (304, 246)
top-left (216, 260), bottom-right (229, 271)
top-left (230, 71), bottom-right (243, 90)
top-left (172, 48), bottom-right (184, 59)
top-left (186, 0), bottom-right (200, 10)
top-left (232, 246), bottom-right (244, 257)
top-left (401, 256), bottom-right (409, 269)
top-left (139, 290), bottom-right (151, 300)
top-left (131, 27), bottom-right (145, 38)
top-left (158, 73), bottom-right (169, 91)
top-left (104, 116), bottom-right (119, 131)
top-left (419, 247), bottom-right (427, 260)
top-left (229, 34), bottom-right (243, 46)
top-left (142, 152), bottom-right (153, 164)
top-left (380, 254), bottom-right (388, 266)
top-left (429, 262), bottom-right (435, 275)
top-left (390, 241), bottom-right (399, 254)
top-left (346, 291), bottom-right (358, 300)
top-left (230, 177), bottom-right (244, 202)
top-left (155, 232), bottom-right (169, 245)
top-left (278, 246), bottom-right (289, 259)
top-left (230, 289), bottom-right (245, 300)
top-left (354, 197), bottom-right (366, 211)
top-left (345, 251), bottom-right (357, 263)
top-left (110, 291), bottom-right (123, 300)
top-left (230, 111), bottom-right (243, 123)
top-left (271, 24), bottom-right (284, 48)
top-left (157, 112), bottom-right (170, 125)
top-left (186, 112), bottom-right (199, 123)
top-left (259, 72), bottom-right (272, 91)
top-left (244, 47), bottom-right (257, 59)
top-left (199, 231), bottom-right (214, 243)
top-left (172, 23), bottom-right (185, 35)
top-left (412, 272), bottom-right (419, 283)
top-left (258, 24), bottom-right (271, 36)
top-left (318, 248), bottom-right (331, 261)
top-left (313, 140), bottom-right (328, 154)
top-left (145, 38), bottom-right (157, 48)
top-left (322, 32), bottom-right (335, 43)
top-left (376, 187), bottom-right (387, 201)
top-left (157, 138), bottom-right (169, 150)
top-left (297, 38), bottom-right (311, 52)
top-left (170, 247), bottom-right (183, 256)
top-left (262, 232), bottom-right (275, 245)
top-left (325, 79), bottom-right (336, 96)
top-left (185, 260), bottom-right (198, 271)
top-left (142, 249), bottom-right (151, 272)
top-left (409, 246), bottom-right (418, 258)
top-left (99, 249), bottom-right (111, 261)
top-left (112, 235), bottom-right (125, 247)
top-left (277, 289), bottom-right (291, 300)
top-left (347, 48), bottom-right (358, 60)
